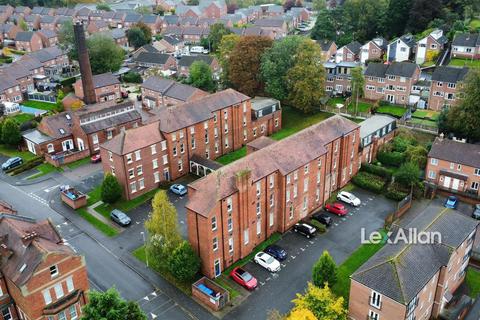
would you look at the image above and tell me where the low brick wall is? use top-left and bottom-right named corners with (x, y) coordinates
top-left (61, 189), bottom-right (87, 209)
top-left (45, 149), bottom-right (90, 167)
top-left (192, 277), bottom-right (229, 312)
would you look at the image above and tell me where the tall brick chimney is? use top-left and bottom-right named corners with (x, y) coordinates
top-left (74, 23), bottom-right (96, 105)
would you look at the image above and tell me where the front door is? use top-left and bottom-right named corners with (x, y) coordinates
top-left (77, 138), bottom-right (85, 151)
top-left (387, 94), bottom-right (395, 103)
top-left (26, 140), bottom-right (36, 155)
top-left (443, 176), bottom-right (451, 188)
top-left (452, 179), bottom-right (460, 190)
top-left (214, 259), bottom-right (221, 278)
top-left (164, 168), bottom-right (170, 181)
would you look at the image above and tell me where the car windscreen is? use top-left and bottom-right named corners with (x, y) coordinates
top-left (241, 271), bottom-right (253, 282)
top-left (265, 256), bottom-right (274, 264)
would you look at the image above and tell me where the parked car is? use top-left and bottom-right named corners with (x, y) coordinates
top-left (472, 204), bottom-right (480, 219)
top-left (444, 196), bottom-right (458, 209)
top-left (324, 202), bottom-right (348, 216)
top-left (91, 154), bottom-right (101, 163)
top-left (1, 157), bottom-right (23, 171)
top-left (337, 191), bottom-right (361, 206)
top-left (264, 245), bottom-right (287, 261)
top-left (230, 267), bottom-right (257, 290)
top-left (110, 209), bottom-right (131, 226)
top-left (293, 222), bottom-right (316, 238)
top-left (169, 184), bottom-right (187, 196)
top-left (254, 252), bottom-right (281, 272)
top-left (311, 212), bottom-right (332, 227)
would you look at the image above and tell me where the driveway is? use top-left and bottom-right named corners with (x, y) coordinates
top-left (226, 188), bottom-right (396, 319)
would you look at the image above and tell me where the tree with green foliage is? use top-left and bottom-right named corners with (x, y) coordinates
top-left (218, 34), bottom-right (241, 87)
top-left (292, 283), bottom-right (347, 320)
top-left (260, 36), bottom-right (303, 102)
top-left (135, 5), bottom-right (152, 14)
top-left (404, 145), bottom-right (428, 169)
top-left (123, 71), bottom-right (143, 83)
top-left (286, 308), bottom-right (317, 320)
top-left (207, 23), bottom-right (232, 52)
top-left (19, 19), bottom-right (28, 31)
top-left (286, 40), bottom-right (325, 113)
top-left (310, 8), bottom-right (337, 41)
top-left (167, 241), bottom-right (201, 282)
top-left (56, 89), bottom-right (65, 112)
top-left (312, 251), bottom-right (337, 288)
top-left (81, 288), bottom-right (147, 320)
top-left (133, 22), bottom-right (153, 44)
top-left (87, 34), bottom-right (125, 74)
top-left (145, 191), bottom-right (183, 265)
top-left (394, 162), bottom-right (421, 188)
top-left (1, 118), bottom-right (21, 146)
top-left (101, 174), bottom-right (123, 204)
top-left (350, 66), bottom-right (364, 116)
top-left (188, 61), bottom-right (215, 92)
top-left (58, 19), bottom-right (77, 60)
top-left (228, 35), bottom-right (273, 96)
top-left (444, 69), bottom-right (480, 142)
top-left (406, 0), bottom-right (443, 33)
top-left (96, 3), bottom-right (112, 11)
top-left (384, 0), bottom-right (412, 38)
top-left (0, 121), bottom-right (4, 144)
top-left (127, 27), bottom-right (149, 49)
top-left (312, 0), bottom-right (326, 11)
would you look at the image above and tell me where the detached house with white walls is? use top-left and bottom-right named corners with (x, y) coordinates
top-left (387, 34), bottom-right (416, 62)
top-left (415, 29), bottom-right (448, 65)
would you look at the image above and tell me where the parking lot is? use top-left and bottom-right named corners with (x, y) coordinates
top-left (227, 187), bottom-right (396, 319)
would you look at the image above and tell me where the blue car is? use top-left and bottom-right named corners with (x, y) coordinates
top-left (264, 245), bottom-right (287, 261)
top-left (169, 184), bottom-right (187, 196)
top-left (444, 196), bottom-right (458, 209)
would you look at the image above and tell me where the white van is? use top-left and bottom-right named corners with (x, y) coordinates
top-left (190, 46), bottom-right (205, 54)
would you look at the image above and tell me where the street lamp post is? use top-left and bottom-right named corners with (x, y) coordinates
top-left (140, 231), bottom-right (149, 268)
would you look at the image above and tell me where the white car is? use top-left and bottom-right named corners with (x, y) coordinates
top-left (254, 252), bottom-right (281, 272)
top-left (337, 191), bottom-right (361, 207)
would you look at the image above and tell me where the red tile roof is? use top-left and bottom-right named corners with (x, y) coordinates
top-left (102, 121), bottom-right (164, 155)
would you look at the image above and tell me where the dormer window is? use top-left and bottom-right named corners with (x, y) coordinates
top-left (59, 128), bottom-right (65, 135)
top-left (50, 265), bottom-right (58, 277)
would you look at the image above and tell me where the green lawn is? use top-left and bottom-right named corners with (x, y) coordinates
top-left (216, 146), bottom-right (247, 165)
top-left (466, 268), bottom-right (480, 298)
top-left (0, 144), bottom-right (36, 161)
top-left (347, 101), bottom-right (372, 114)
top-left (213, 275), bottom-right (241, 300)
top-left (22, 100), bottom-right (57, 111)
top-left (412, 109), bottom-right (440, 120)
top-left (469, 19), bottom-right (480, 30)
top-left (449, 58), bottom-right (480, 68)
top-left (409, 118), bottom-right (438, 128)
top-left (10, 113), bottom-right (34, 124)
top-left (27, 163), bottom-right (62, 180)
top-left (65, 156), bottom-right (92, 170)
top-left (94, 188), bottom-right (159, 218)
top-left (332, 230), bottom-right (386, 300)
top-left (270, 106), bottom-right (333, 141)
top-left (133, 245), bottom-right (196, 295)
top-left (376, 105), bottom-right (407, 118)
top-left (327, 97), bottom-right (346, 107)
top-left (421, 60), bottom-right (436, 67)
top-left (77, 207), bottom-right (119, 237)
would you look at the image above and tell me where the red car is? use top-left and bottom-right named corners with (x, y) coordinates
top-left (91, 154), bottom-right (102, 163)
top-left (324, 202), bottom-right (348, 216)
top-left (230, 267), bottom-right (257, 290)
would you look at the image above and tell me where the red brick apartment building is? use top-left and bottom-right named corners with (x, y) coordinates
top-left (349, 206), bottom-right (478, 320)
top-left (14, 31), bottom-right (43, 52)
top-left (186, 116), bottom-right (360, 278)
top-left (0, 211), bottom-right (89, 320)
top-left (100, 90), bottom-right (282, 200)
top-left (425, 137), bottom-right (480, 198)
top-left (364, 62), bottom-right (421, 105)
top-left (73, 72), bottom-right (121, 103)
top-left (428, 66), bottom-right (469, 111)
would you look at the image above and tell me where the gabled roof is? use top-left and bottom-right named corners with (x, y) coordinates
top-left (91, 72), bottom-right (120, 88)
top-left (359, 115), bottom-right (396, 139)
top-left (317, 39), bottom-right (334, 51)
top-left (15, 31), bottom-right (34, 42)
top-left (110, 28), bottom-right (126, 39)
top-left (428, 137), bottom-right (480, 169)
top-left (186, 115), bottom-right (357, 217)
top-left (352, 207), bottom-right (478, 305)
top-left (178, 54), bottom-right (214, 67)
top-left (364, 62), bottom-right (389, 77)
top-left (37, 111), bottom-right (73, 139)
top-left (28, 46), bottom-right (65, 63)
top-left (102, 121), bottom-right (164, 155)
top-left (40, 15), bottom-right (55, 23)
top-left (452, 33), bottom-right (480, 47)
top-left (163, 35), bottom-right (183, 45)
top-left (343, 40), bottom-right (361, 54)
top-left (163, 15), bottom-right (179, 25)
top-left (142, 14), bottom-right (159, 24)
top-left (431, 66), bottom-right (469, 84)
top-left (385, 62), bottom-right (418, 78)
top-left (134, 52), bottom-right (173, 65)
top-left (38, 29), bottom-right (57, 39)
top-left (124, 13), bottom-right (142, 23)
top-left (397, 34), bottom-right (416, 47)
top-left (254, 18), bottom-right (285, 28)
top-left (142, 77), bottom-right (206, 101)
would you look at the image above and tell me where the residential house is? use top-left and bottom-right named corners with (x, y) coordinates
top-left (426, 137), bottom-right (480, 197)
top-left (153, 35), bottom-right (184, 54)
top-left (364, 62), bottom-right (421, 105)
top-left (349, 206), bottom-right (478, 320)
top-left (451, 33), bottom-right (480, 60)
top-left (74, 72), bottom-right (121, 104)
top-left (37, 29), bottom-right (58, 47)
top-left (263, 4), bottom-right (284, 17)
top-left (324, 61), bottom-right (360, 95)
top-left (23, 14), bottom-right (40, 30)
top-left (177, 54), bottom-right (219, 77)
top-left (14, 31), bottom-right (43, 52)
top-left (175, 5), bottom-right (202, 18)
top-left (0, 23), bottom-right (21, 42)
top-left (359, 115), bottom-right (396, 163)
top-left (141, 14), bottom-right (162, 34)
top-left (182, 26), bottom-right (210, 43)
top-left (0, 212), bottom-right (90, 320)
top-left (161, 15), bottom-right (180, 29)
top-left (199, 0), bottom-right (227, 18)
top-left (141, 76), bottom-right (208, 108)
top-left (253, 18), bottom-right (287, 39)
top-left (86, 20), bottom-right (109, 34)
top-left (31, 6), bottom-right (56, 15)
top-left (157, 0), bottom-right (181, 12)
top-left (123, 13), bottom-right (143, 29)
top-left (360, 37), bottom-right (387, 64)
top-left (0, 76), bottom-right (22, 103)
top-left (26, 46), bottom-right (70, 77)
top-left (133, 52), bottom-right (177, 74)
top-left (186, 115), bottom-right (359, 278)
top-left (75, 7), bottom-right (91, 22)
top-left (415, 29), bottom-right (448, 65)
top-left (317, 39), bottom-right (337, 61)
top-left (387, 34), bottom-right (416, 62)
top-left (109, 28), bottom-right (128, 49)
top-left (428, 66), bottom-right (469, 111)
top-left (13, 6), bottom-right (31, 16)
top-left (335, 40), bottom-right (362, 63)
top-left (39, 15), bottom-right (57, 30)
top-left (110, 12), bottom-right (126, 28)
top-left (55, 16), bottom-right (73, 31)
top-left (132, 44), bottom-right (159, 59)
top-left (56, 8), bottom-right (77, 18)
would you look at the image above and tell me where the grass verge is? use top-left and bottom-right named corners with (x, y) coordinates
top-left (27, 163), bottom-right (63, 180)
top-left (465, 267), bottom-right (480, 299)
top-left (77, 207), bottom-right (119, 237)
top-left (216, 146), bottom-right (246, 165)
top-left (66, 156), bottom-right (92, 169)
top-left (94, 188), bottom-right (159, 218)
top-left (213, 275), bottom-right (241, 300)
top-left (10, 113), bottom-right (35, 124)
top-left (449, 58), bottom-right (480, 68)
top-left (0, 144), bottom-right (36, 161)
top-left (332, 229), bottom-right (387, 300)
top-left (376, 105), bottom-right (407, 118)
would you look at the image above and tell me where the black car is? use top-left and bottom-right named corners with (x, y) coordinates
top-left (312, 212), bottom-right (332, 227)
top-left (1, 157), bottom-right (23, 171)
top-left (264, 245), bottom-right (287, 261)
top-left (293, 223), bottom-right (317, 239)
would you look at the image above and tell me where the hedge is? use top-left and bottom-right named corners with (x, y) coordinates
top-left (6, 156), bottom-right (44, 175)
top-left (385, 185), bottom-right (409, 201)
top-left (60, 77), bottom-right (77, 87)
top-left (377, 151), bottom-right (405, 167)
top-left (360, 163), bottom-right (392, 180)
top-left (351, 172), bottom-right (385, 193)
top-left (309, 219), bottom-right (327, 233)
